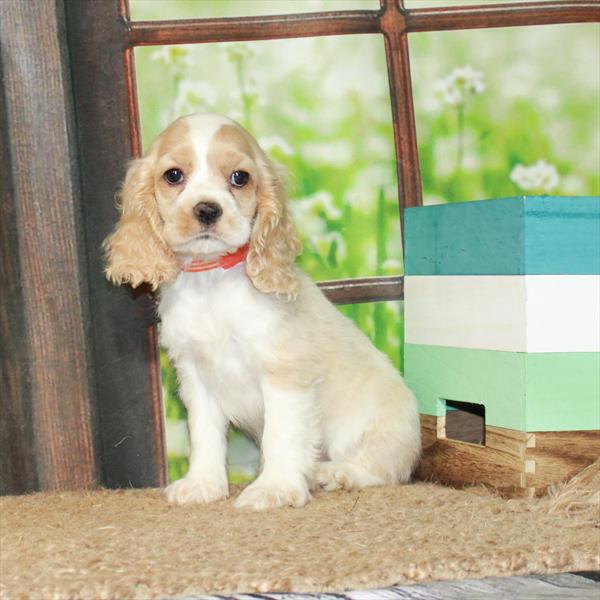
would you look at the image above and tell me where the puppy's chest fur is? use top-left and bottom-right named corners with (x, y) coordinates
top-left (158, 264), bottom-right (277, 434)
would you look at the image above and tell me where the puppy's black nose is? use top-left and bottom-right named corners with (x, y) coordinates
top-left (193, 201), bottom-right (222, 225)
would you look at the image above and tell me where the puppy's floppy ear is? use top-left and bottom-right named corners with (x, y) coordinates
top-left (246, 155), bottom-right (302, 300)
top-left (103, 157), bottom-right (178, 290)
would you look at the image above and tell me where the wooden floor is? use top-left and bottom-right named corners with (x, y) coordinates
top-left (178, 572), bottom-right (600, 599)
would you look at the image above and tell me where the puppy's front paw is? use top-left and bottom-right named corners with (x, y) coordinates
top-left (234, 476), bottom-right (311, 510)
top-left (165, 475), bottom-right (228, 505)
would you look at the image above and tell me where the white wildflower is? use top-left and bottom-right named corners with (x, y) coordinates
top-left (149, 46), bottom-right (171, 64)
top-left (174, 80), bottom-right (218, 113)
top-left (434, 134), bottom-right (480, 177)
top-left (322, 59), bottom-right (385, 101)
top-left (292, 209), bottom-right (324, 241)
top-left (510, 160), bottom-right (560, 193)
top-left (150, 45), bottom-right (192, 68)
top-left (227, 433), bottom-right (259, 478)
top-left (292, 191), bottom-right (342, 247)
top-left (538, 88), bottom-right (561, 111)
top-left (228, 109), bottom-right (245, 123)
top-left (246, 75), bottom-right (259, 96)
top-left (280, 103), bottom-right (312, 127)
top-left (423, 195), bottom-right (447, 206)
top-left (258, 136), bottom-right (293, 157)
top-left (364, 134), bottom-right (393, 161)
top-left (220, 42), bottom-right (258, 63)
top-left (423, 95), bottom-right (442, 113)
top-left (381, 258), bottom-right (403, 275)
top-left (561, 174), bottom-right (586, 195)
top-left (500, 61), bottom-right (536, 100)
top-left (344, 164), bottom-right (396, 211)
top-left (293, 190), bottom-right (341, 221)
top-left (435, 66), bottom-right (485, 108)
top-left (165, 419), bottom-right (189, 456)
top-left (311, 231), bottom-right (347, 262)
top-left (300, 140), bottom-right (354, 168)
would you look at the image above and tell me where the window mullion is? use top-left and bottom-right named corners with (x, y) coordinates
top-left (380, 0), bottom-right (423, 242)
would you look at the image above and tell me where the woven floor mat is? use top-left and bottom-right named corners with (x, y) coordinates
top-left (1, 480), bottom-right (598, 600)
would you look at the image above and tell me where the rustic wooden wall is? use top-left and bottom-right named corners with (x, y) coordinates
top-left (1, 0), bottom-right (596, 495)
top-left (0, 0), bottom-right (98, 493)
top-left (64, 0), bottom-right (167, 490)
top-left (0, 0), bottom-right (166, 494)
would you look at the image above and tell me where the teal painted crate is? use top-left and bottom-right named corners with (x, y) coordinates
top-left (405, 196), bottom-right (600, 276)
top-left (404, 196), bottom-right (600, 433)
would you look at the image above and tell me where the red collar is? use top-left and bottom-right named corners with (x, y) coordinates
top-left (181, 244), bottom-right (249, 273)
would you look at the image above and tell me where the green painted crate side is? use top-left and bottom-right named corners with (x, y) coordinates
top-left (525, 352), bottom-right (600, 431)
top-left (404, 344), bottom-right (526, 430)
top-left (405, 345), bottom-right (600, 432)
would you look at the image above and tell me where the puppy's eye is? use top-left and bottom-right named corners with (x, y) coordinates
top-left (163, 168), bottom-right (184, 185)
top-left (230, 170), bottom-right (250, 188)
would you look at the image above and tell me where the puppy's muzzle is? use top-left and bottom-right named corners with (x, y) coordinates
top-left (193, 201), bottom-right (223, 225)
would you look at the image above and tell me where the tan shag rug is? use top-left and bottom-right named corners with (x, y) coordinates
top-left (1, 466), bottom-right (599, 600)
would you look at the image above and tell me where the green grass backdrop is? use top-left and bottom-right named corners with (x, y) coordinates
top-left (130, 0), bottom-right (599, 482)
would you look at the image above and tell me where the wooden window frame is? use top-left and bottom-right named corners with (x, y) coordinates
top-left (120, 0), bottom-right (598, 304)
top-left (1, 0), bottom-right (597, 494)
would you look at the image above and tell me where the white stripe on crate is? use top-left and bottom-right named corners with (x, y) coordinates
top-left (404, 275), bottom-right (600, 352)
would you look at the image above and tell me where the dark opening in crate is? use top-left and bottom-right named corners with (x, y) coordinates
top-left (445, 400), bottom-right (486, 446)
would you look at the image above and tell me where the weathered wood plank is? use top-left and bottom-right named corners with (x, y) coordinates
top-left (384, 572), bottom-right (600, 599)
top-left (380, 0), bottom-right (423, 220)
top-left (404, 197), bottom-right (600, 276)
top-left (128, 10), bottom-right (381, 45)
top-left (407, 345), bottom-right (528, 431)
top-left (419, 414), bottom-right (440, 449)
top-left (0, 46), bottom-right (37, 494)
top-left (526, 430), bottom-right (600, 488)
top-left (177, 572), bottom-right (600, 599)
top-left (486, 426), bottom-right (532, 460)
top-left (64, 0), bottom-right (167, 488)
top-left (405, 275), bottom-right (600, 353)
top-left (125, 1), bottom-right (599, 46)
top-left (0, 0), bottom-right (97, 492)
top-left (415, 435), bottom-right (525, 489)
top-left (408, 345), bottom-right (598, 433)
top-left (417, 416), bottom-right (599, 496)
top-left (317, 275), bottom-right (403, 305)
top-left (406, 1), bottom-right (600, 32)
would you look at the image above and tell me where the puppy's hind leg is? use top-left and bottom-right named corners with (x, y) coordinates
top-left (315, 460), bottom-right (386, 492)
top-left (317, 415), bottom-right (421, 492)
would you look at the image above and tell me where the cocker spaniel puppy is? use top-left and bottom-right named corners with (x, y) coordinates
top-left (104, 113), bottom-right (421, 510)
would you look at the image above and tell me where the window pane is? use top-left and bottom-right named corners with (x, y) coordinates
top-left (409, 24), bottom-right (600, 204)
top-left (162, 300), bottom-right (403, 484)
top-left (135, 35), bottom-right (403, 281)
top-left (161, 348), bottom-right (260, 484)
top-left (135, 32), bottom-right (404, 483)
top-left (338, 300), bottom-right (405, 372)
top-left (404, 0), bottom-right (554, 7)
top-left (130, 0), bottom-right (379, 20)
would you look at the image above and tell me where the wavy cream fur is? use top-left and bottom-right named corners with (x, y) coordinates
top-left (103, 157), bottom-right (179, 290)
top-left (104, 113), bottom-right (421, 510)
